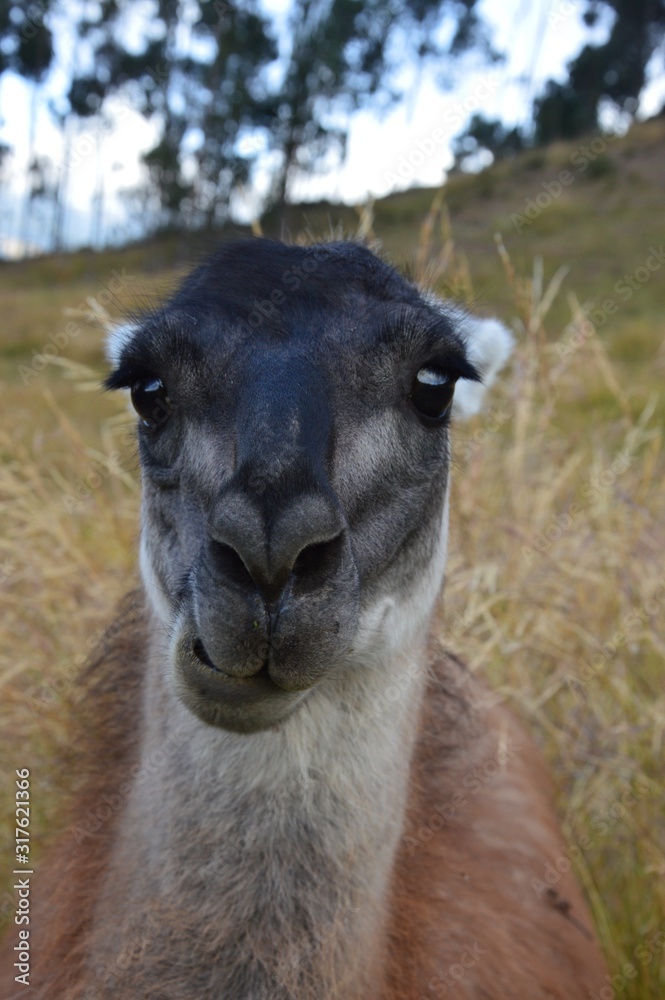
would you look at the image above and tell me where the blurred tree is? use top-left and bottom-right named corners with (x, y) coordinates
top-left (0, 0), bottom-right (54, 80)
top-left (181, 0), bottom-right (277, 227)
top-left (533, 0), bottom-right (665, 144)
top-left (0, 0), bottom-right (56, 246)
top-left (2, 0), bottom-right (494, 242)
top-left (61, 0), bottom-right (490, 231)
top-left (63, 0), bottom-right (178, 232)
top-left (257, 0), bottom-right (489, 225)
top-left (451, 112), bottom-right (525, 171)
top-left (63, 0), bottom-right (276, 229)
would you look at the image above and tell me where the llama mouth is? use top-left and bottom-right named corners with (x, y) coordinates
top-left (175, 628), bottom-right (305, 733)
top-left (191, 635), bottom-right (271, 678)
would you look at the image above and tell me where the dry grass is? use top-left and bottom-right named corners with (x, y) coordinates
top-left (442, 236), bottom-right (664, 998)
top-left (0, 195), bottom-right (663, 997)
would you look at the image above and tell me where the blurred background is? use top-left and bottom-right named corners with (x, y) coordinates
top-left (0, 0), bottom-right (663, 255)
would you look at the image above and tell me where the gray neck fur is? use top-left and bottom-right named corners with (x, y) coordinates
top-left (88, 595), bottom-right (435, 998)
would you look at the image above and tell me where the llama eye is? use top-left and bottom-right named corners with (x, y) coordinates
top-left (131, 377), bottom-right (173, 428)
top-left (410, 366), bottom-right (455, 422)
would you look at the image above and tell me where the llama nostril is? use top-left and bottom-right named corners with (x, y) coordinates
top-left (209, 536), bottom-right (291, 604)
top-left (292, 540), bottom-right (329, 577)
top-left (209, 540), bottom-right (255, 591)
top-left (290, 536), bottom-right (343, 588)
top-left (208, 498), bottom-right (346, 605)
top-left (255, 568), bottom-right (292, 606)
top-left (256, 534), bottom-right (344, 603)
top-left (208, 537), bottom-right (289, 610)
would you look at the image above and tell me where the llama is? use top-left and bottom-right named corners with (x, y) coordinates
top-left (1, 239), bottom-right (608, 999)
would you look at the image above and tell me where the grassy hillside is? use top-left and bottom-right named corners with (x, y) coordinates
top-left (287, 116), bottom-right (665, 419)
top-left (0, 119), bottom-right (663, 996)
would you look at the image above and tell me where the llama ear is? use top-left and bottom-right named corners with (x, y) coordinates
top-left (106, 321), bottom-right (139, 370)
top-left (453, 317), bottom-right (514, 420)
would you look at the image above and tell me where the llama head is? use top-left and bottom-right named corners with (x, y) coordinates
top-left (106, 240), bottom-right (499, 733)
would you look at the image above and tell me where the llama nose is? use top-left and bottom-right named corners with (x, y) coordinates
top-left (208, 493), bottom-right (346, 606)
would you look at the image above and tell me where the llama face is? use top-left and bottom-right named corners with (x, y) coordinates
top-left (106, 240), bottom-right (479, 732)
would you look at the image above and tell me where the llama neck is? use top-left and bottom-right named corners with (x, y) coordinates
top-left (90, 610), bottom-right (430, 999)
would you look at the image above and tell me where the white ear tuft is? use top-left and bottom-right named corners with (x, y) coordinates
top-left (106, 322), bottom-right (139, 369)
top-left (453, 317), bottom-right (514, 420)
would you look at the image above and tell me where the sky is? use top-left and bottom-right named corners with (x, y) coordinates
top-left (0, 0), bottom-right (664, 256)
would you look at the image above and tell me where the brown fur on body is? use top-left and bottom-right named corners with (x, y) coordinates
top-left (0, 594), bottom-right (145, 1000)
top-left (385, 650), bottom-right (608, 998)
top-left (0, 597), bottom-right (607, 998)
